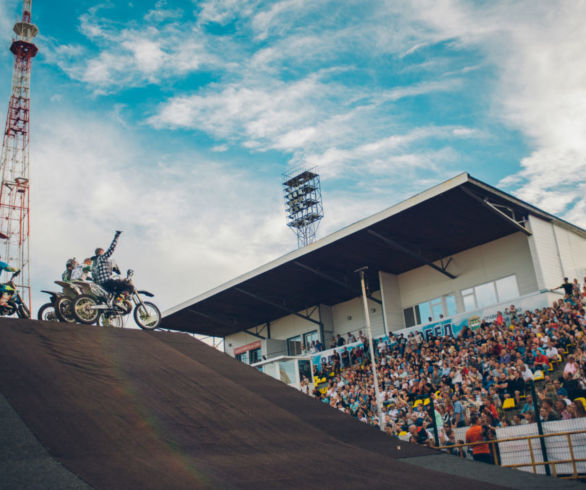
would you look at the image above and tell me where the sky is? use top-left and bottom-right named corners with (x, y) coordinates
top-left (0, 0), bottom-right (585, 315)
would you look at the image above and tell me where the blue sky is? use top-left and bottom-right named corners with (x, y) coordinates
top-left (0, 0), bottom-right (585, 312)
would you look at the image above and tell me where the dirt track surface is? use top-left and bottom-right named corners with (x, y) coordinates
top-left (0, 319), bottom-right (511, 489)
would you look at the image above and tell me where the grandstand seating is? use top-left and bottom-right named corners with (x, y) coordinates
top-left (307, 277), bottom-right (586, 446)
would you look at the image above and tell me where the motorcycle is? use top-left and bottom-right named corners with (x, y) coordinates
top-left (0, 271), bottom-right (31, 319)
top-left (53, 279), bottom-right (101, 323)
top-left (71, 270), bottom-right (161, 330)
top-left (37, 290), bottom-right (63, 322)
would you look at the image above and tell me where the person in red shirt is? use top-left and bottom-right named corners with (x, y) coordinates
top-left (534, 352), bottom-right (550, 370)
top-left (465, 415), bottom-right (492, 464)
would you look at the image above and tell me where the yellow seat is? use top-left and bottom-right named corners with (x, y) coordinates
top-left (423, 398), bottom-right (430, 406)
top-left (413, 399), bottom-right (422, 407)
top-left (533, 370), bottom-right (545, 381)
top-left (399, 431), bottom-right (408, 436)
top-left (575, 398), bottom-right (586, 410)
top-left (548, 363), bottom-right (554, 372)
top-left (503, 398), bottom-right (516, 410)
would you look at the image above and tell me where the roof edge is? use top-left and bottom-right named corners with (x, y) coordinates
top-left (164, 173), bottom-right (471, 317)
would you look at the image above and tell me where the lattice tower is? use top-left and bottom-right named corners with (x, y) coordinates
top-left (283, 167), bottom-right (324, 248)
top-left (0, 0), bottom-right (38, 308)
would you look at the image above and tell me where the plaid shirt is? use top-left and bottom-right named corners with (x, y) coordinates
top-left (93, 233), bottom-right (120, 284)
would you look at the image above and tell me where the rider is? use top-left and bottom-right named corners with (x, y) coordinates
top-left (0, 257), bottom-right (20, 305)
top-left (93, 231), bottom-right (133, 298)
top-left (71, 258), bottom-right (93, 281)
top-left (62, 258), bottom-right (77, 281)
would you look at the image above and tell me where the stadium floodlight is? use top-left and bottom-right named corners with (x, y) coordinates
top-left (282, 167), bottom-right (324, 248)
top-left (356, 266), bottom-right (385, 432)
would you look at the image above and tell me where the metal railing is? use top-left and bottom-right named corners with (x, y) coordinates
top-left (438, 429), bottom-right (586, 479)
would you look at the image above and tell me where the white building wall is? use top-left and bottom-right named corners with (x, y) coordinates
top-left (379, 271), bottom-right (404, 332)
top-left (397, 232), bottom-right (538, 310)
top-left (225, 330), bottom-right (262, 357)
top-left (527, 216), bottom-right (586, 289)
top-left (268, 308), bottom-right (321, 341)
top-left (527, 215), bottom-right (564, 289)
top-left (330, 292), bottom-right (385, 341)
top-left (553, 223), bottom-right (586, 281)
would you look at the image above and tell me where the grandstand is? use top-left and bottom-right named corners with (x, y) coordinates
top-left (162, 173), bottom-right (585, 366)
top-left (160, 172), bottom-right (585, 480)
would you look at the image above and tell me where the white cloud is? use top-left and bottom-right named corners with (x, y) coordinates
top-left (30, 111), bottom-right (294, 313)
top-left (45, 11), bottom-right (219, 92)
top-left (379, 0), bottom-right (586, 225)
top-left (196, 0), bottom-right (260, 25)
top-left (251, 0), bottom-right (311, 40)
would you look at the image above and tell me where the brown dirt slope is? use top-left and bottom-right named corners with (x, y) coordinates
top-left (0, 319), bottom-right (509, 489)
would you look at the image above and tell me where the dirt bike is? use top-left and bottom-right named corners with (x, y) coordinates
top-left (71, 270), bottom-right (161, 330)
top-left (0, 271), bottom-right (31, 319)
top-left (37, 290), bottom-right (63, 322)
top-left (53, 279), bottom-right (107, 323)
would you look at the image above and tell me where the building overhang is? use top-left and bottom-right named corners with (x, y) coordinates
top-left (161, 173), bottom-right (585, 337)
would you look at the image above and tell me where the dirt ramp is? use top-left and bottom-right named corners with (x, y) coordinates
top-left (0, 319), bottom-right (508, 489)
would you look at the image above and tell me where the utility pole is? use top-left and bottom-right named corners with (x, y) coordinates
top-left (356, 266), bottom-right (385, 431)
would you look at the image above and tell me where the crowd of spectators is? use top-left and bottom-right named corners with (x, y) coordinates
top-left (304, 277), bottom-right (586, 455)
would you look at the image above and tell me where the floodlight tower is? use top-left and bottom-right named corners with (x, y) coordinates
top-left (282, 167), bottom-right (324, 248)
top-left (0, 0), bottom-right (38, 308)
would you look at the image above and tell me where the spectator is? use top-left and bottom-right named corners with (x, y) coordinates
top-left (465, 415), bottom-right (492, 464)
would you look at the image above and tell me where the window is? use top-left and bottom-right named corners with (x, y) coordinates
top-left (462, 288), bottom-right (476, 311)
top-left (461, 275), bottom-right (519, 312)
top-left (235, 352), bottom-right (248, 364)
top-left (404, 307), bottom-right (416, 328)
top-left (303, 330), bottom-right (318, 349)
top-left (403, 294), bottom-right (457, 327)
top-left (475, 282), bottom-right (497, 308)
top-left (430, 297), bottom-right (443, 321)
top-left (298, 359), bottom-right (312, 381)
top-left (445, 295), bottom-right (457, 317)
top-left (287, 335), bottom-right (302, 356)
top-left (496, 276), bottom-right (518, 302)
top-left (249, 348), bottom-right (261, 364)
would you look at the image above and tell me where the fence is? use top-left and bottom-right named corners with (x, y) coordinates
top-left (446, 418), bottom-right (586, 478)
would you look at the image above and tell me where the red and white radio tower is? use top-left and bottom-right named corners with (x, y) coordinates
top-left (0, 0), bottom-right (38, 308)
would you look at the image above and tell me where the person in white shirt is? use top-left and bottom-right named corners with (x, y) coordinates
top-left (70, 258), bottom-right (93, 281)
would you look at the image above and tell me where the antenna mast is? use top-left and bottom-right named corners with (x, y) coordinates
top-left (0, 0), bottom-right (38, 308)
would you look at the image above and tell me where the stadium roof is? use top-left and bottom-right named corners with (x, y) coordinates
top-left (162, 173), bottom-right (585, 337)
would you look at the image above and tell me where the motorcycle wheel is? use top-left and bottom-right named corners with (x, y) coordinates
top-left (56, 297), bottom-right (76, 323)
top-left (72, 294), bottom-right (99, 324)
top-left (17, 303), bottom-right (30, 319)
top-left (98, 311), bottom-right (124, 328)
top-left (134, 301), bottom-right (161, 330)
top-left (37, 303), bottom-right (59, 322)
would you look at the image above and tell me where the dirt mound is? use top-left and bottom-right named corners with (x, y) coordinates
top-left (0, 319), bottom-right (508, 489)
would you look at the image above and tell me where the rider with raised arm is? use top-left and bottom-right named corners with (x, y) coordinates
top-left (93, 231), bottom-right (133, 297)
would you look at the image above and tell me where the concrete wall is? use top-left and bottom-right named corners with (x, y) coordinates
top-left (268, 308), bottom-right (321, 341)
top-left (330, 292), bottom-right (385, 340)
top-left (553, 223), bottom-right (586, 282)
top-left (528, 215), bottom-right (586, 289)
top-left (397, 232), bottom-right (538, 310)
top-left (379, 271), bottom-right (404, 332)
